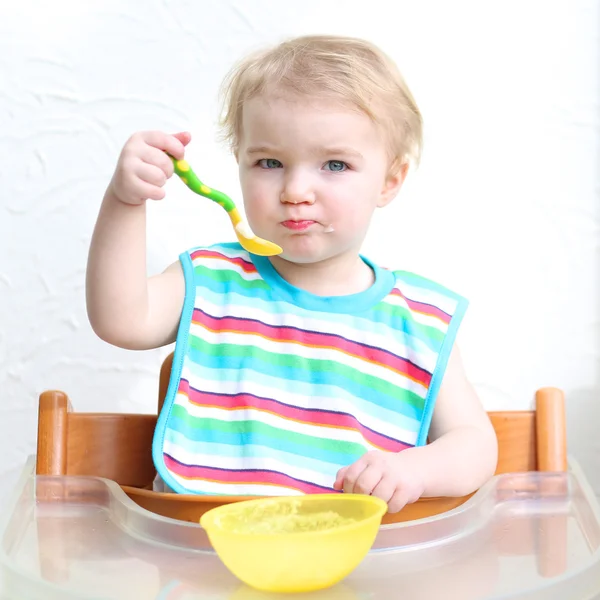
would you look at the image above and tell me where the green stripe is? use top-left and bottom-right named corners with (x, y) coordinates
top-left (188, 335), bottom-right (425, 410)
top-left (194, 264), bottom-right (270, 290)
top-left (170, 404), bottom-right (367, 457)
top-left (195, 262), bottom-right (445, 346)
top-left (373, 300), bottom-right (445, 344)
top-left (393, 269), bottom-right (461, 300)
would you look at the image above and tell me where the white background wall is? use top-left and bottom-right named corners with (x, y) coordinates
top-left (0, 0), bottom-right (598, 506)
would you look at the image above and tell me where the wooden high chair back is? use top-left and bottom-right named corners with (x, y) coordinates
top-left (36, 352), bottom-right (567, 524)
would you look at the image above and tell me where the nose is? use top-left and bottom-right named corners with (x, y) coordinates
top-left (280, 171), bottom-right (315, 205)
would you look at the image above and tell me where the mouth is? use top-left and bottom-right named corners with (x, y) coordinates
top-left (281, 220), bottom-right (317, 231)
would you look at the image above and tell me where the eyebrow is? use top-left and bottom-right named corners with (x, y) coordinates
top-left (245, 146), bottom-right (274, 155)
top-left (319, 147), bottom-right (364, 159)
top-left (245, 145), bottom-right (364, 159)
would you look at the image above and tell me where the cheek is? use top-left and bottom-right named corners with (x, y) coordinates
top-left (327, 192), bottom-right (374, 228)
top-left (241, 170), bottom-right (276, 198)
top-left (241, 178), bottom-right (274, 224)
top-left (241, 174), bottom-right (265, 204)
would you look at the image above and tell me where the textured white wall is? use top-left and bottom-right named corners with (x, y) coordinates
top-left (0, 0), bottom-right (598, 504)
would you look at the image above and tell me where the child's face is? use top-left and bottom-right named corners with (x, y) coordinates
top-left (237, 93), bottom-right (405, 266)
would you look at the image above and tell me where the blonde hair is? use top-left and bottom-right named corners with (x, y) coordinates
top-left (218, 34), bottom-right (423, 171)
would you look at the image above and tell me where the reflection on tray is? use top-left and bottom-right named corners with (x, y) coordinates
top-left (0, 456), bottom-right (599, 600)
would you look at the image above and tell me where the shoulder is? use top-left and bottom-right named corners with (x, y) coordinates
top-left (179, 242), bottom-right (257, 270)
top-left (390, 269), bottom-right (465, 302)
top-left (182, 241), bottom-right (249, 262)
top-left (385, 267), bottom-right (469, 321)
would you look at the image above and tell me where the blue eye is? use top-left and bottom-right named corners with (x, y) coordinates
top-left (258, 159), bottom-right (282, 169)
top-left (325, 160), bottom-right (347, 172)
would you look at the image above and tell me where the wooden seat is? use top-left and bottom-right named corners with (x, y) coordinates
top-left (36, 352), bottom-right (567, 525)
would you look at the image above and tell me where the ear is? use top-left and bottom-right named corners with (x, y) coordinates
top-left (377, 161), bottom-right (409, 208)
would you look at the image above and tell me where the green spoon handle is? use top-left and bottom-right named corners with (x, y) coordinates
top-left (170, 156), bottom-right (237, 213)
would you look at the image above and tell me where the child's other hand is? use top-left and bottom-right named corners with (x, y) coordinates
top-left (333, 450), bottom-right (425, 513)
top-left (109, 130), bottom-right (191, 205)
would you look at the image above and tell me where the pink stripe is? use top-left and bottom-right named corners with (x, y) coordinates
top-left (390, 288), bottom-right (451, 324)
top-left (190, 249), bottom-right (256, 273)
top-left (178, 380), bottom-right (412, 453)
top-left (193, 308), bottom-right (432, 386)
top-left (164, 454), bottom-right (336, 494)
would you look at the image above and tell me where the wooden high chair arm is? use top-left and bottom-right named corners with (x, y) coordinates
top-left (36, 391), bottom-right (72, 476)
top-left (535, 387), bottom-right (567, 472)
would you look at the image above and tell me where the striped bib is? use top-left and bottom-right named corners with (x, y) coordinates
top-left (152, 243), bottom-right (468, 496)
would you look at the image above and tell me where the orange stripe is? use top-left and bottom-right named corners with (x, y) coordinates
top-left (170, 472), bottom-right (314, 493)
top-left (190, 320), bottom-right (428, 389)
top-left (388, 290), bottom-right (451, 326)
top-left (174, 474), bottom-right (290, 487)
top-left (174, 393), bottom-right (393, 452)
top-left (191, 250), bottom-right (256, 273)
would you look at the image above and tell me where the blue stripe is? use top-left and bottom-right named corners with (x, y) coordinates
top-left (197, 243), bottom-right (462, 312)
top-left (182, 357), bottom-right (423, 433)
top-left (164, 429), bottom-right (345, 475)
top-left (192, 285), bottom-right (438, 359)
top-left (416, 296), bottom-right (469, 446)
top-left (165, 414), bottom-right (366, 465)
top-left (251, 252), bottom-right (396, 314)
top-left (152, 251), bottom-right (197, 495)
top-left (394, 269), bottom-right (465, 303)
top-left (184, 346), bottom-right (425, 422)
top-left (193, 268), bottom-right (441, 353)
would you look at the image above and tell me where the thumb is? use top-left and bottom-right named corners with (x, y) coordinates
top-left (172, 131), bottom-right (192, 146)
top-left (333, 467), bottom-right (347, 491)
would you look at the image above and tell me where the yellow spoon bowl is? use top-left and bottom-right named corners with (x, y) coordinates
top-left (169, 156), bottom-right (282, 257)
top-left (200, 494), bottom-right (387, 594)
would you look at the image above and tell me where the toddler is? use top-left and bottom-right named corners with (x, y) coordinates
top-left (86, 34), bottom-right (498, 513)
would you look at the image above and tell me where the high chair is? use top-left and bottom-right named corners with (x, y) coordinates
top-left (35, 351), bottom-right (567, 527)
top-left (24, 353), bottom-right (600, 598)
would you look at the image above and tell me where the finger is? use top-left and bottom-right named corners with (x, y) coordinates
top-left (353, 466), bottom-right (383, 496)
top-left (343, 462), bottom-right (368, 495)
top-left (142, 131), bottom-right (187, 159)
top-left (132, 180), bottom-right (166, 202)
top-left (134, 162), bottom-right (167, 187)
top-left (387, 488), bottom-right (410, 514)
top-left (172, 131), bottom-right (191, 147)
top-left (333, 466), bottom-right (348, 491)
top-left (370, 478), bottom-right (397, 504)
top-left (140, 146), bottom-right (175, 178)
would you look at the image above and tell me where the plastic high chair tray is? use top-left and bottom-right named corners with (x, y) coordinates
top-left (0, 457), bottom-right (599, 600)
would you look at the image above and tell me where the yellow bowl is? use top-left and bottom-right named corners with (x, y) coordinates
top-left (200, 494), bottom-right (387, 594)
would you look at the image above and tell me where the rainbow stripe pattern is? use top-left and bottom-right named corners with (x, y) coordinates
top-left (152, 243), bottom-right (468, 496)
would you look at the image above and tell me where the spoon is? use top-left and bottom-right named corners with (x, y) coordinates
top-left (169, 156), bottom-right (282, 256)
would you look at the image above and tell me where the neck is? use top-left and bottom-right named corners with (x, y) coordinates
top-left (268, 253), bottom-right (375, 296)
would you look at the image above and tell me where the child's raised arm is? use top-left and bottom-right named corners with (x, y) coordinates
top-left (86, 131), bottom-right (190, 350)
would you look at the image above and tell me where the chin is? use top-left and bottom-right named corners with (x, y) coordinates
top-left (263, 231), bottom-right (348, 265)
top-left (274, 247), bottom-right (310, 262)
top-left (278, 245), bottom-right (338, 265)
